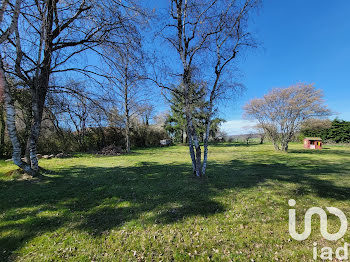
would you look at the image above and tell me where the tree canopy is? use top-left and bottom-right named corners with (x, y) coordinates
top-left (244, 83), bottom-right (331, 151)
top-left (302, 119), bottom-right (350, 143)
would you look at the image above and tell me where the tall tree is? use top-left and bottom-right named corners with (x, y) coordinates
top-left (103, 38), bottom-right (147, 153)
top-left (0, 0), bottom-right (25, 168)
top-left (48, 80), bottom-right (109, 152)
top-left (138, 104), bottom-right (154, 126)
top-left (1, 0), bottom-right (143, 175)
top-left (0, 99), bottom-right (5, 157)
top-left (327, 119), bottom-right (350, 143)
top-left (302, 119), bottom-right (350, 143)
top-left (244, 83), bottom-right (331, 151)
top-left (253, 124), bottom-right (266, 144)
top-left (158, 0), bottom-right (259, 176)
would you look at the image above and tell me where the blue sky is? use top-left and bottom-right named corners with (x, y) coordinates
top-left (221, 0), bottom-right (350, 134)
top-left (146, 1), bottom-right (350, 135)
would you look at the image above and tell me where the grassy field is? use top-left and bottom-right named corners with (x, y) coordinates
top-left (1, 143), bottom-right (350, 261)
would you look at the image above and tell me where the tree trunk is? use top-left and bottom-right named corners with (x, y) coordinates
top-left (100, 126), bottom-right (105, 149)
top-left (195, 142), bottom-right (201, 177)
top-left (28, 91), bottom-right (45, 172)
top-left (183, 78), bottom-right (202, 176)
top-left (260, 135), bottom-right (264, 144)
top-left (125, 116), bottom-right (130, 153)
top-left (186, 121), bottom-right (197, 175)
top-left (281, 140), bottom-right (289, 152)
top-left (0, 103), bottom-right (5, 157)
top-left (25, 65), bottom-right (50, 174)
top-left (124, 88), bottom-right (130, 153)
top-left (273, 142), bottom-right (280, 151)
top-left (1, 58), bottom-right (35, 175)
top-left (25, 138), bottom-right (30, 163)
top-left (279, 133), bottom-right (290, 152)
top-left (24, 110), bottom-right (33, 164)
top-left (281, 145), bottom-right (288, 152)
top-left (182, 128), bottom-right (186, 144)
top-left (202, 118), bottom-right (211, 176)
top-left (186, 115), bottom-right (202, 177)
top-left (26, 0), bottom-right (54, 173)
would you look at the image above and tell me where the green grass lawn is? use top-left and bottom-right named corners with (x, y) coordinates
top-left (1, 143), bottom-right (350, 261)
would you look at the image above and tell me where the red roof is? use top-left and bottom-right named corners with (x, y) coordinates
top-left (304, 137), bottom-right (322, 141)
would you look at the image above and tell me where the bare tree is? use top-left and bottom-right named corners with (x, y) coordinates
top-left (0, 0), bottom-right (30, 171)
top-left (103, 38), bottom-right (147, 153)
top-left (1, 0), bottom-right (143, 175)
top-left (241, 127), bottom-right (255, 145)
top-left (244, 83), bottom-right (331, 152)
top-left (48, 79), bottom-right (109, 152)
top-left (157, 0), bottom-right (259, 177)
top-left (253, 124), bottom-right (266, 144)
top-left (139, 104), bottom-right (155, 126)
top-left (0, 0), bottom-right (21, 43)
top-left (0, 99), bottom-right (5, 156)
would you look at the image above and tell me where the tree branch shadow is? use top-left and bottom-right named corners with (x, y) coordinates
top-left (0, 155), bottom-right (349, 260)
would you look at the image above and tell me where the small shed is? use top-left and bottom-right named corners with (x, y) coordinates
top-left (303, 137), bottom-right (322, 149)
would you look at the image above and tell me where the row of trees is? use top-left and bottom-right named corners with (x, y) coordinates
top-left (0, 75), bottom-right (226, 159)
top-left (0, 73), bottom-right (228, 158)
top-left (0, 0), bottom-right (150, 175)
top-left (1, 0), bottom-right (260, 177)
top-left (0, 80), bottom-right (167, 157)
top-left (302, 118), bottom-right (350, 143)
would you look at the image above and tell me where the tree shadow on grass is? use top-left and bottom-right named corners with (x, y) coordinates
top-left (0, 162), bottom-right (224, 260)
top-left (0, 156), bottom-right (350, 260)
top-left (209, 142), bottom-right (260, 148)
top-left (208, 156), bottom-right (350, 200)
top-left (289, 148), bottom-right (350, 157)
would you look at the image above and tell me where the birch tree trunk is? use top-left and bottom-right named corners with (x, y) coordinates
top-left (183, 84), bottom-right (197, 174)
top-left (185, 119), bottom-right (197, 175)
top-left (194, 141), bottom-right (202, 177)
top-left (1, 58), bottom-right (35, 175)
top-left (25, 139), bottom-right (30, 163)
top-left (183, 80), bottom-right (202, 177)
top-left (0, 102), bottom-right (5, 157)
top-left (24, 110), bottom-right (33, 164)
top-left (165, 0), bottom-right (259, 177)
top-left (26, 0), bottom-right (53, 173)
top-left (202, 118), bottom-right (211, 176)
top-left (28, 98), bottom-right (43, 172)
top-left (182, 128), bottom-right (186, 144)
